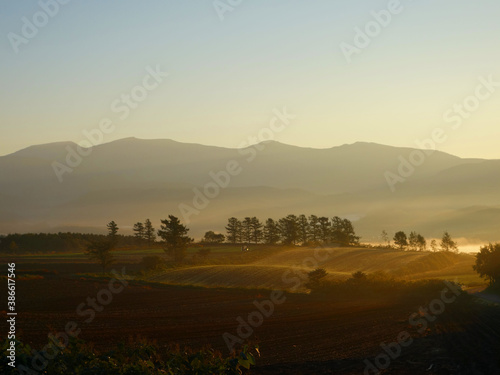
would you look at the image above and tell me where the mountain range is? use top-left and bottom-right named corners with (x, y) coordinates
top-left (1, 137), bottom-right (499, 244)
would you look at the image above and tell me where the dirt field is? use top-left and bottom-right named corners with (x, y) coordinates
top-left (4, 274), bottom-right (500, 374)
top-left (3, 246), bottom-right (497, 374)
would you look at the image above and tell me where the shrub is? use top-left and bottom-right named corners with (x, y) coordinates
top-left (0, 337), bottom-right (258, 374)
top-left (139, 255), bottom-right (165, 271)
top-left (305, 268), bottom-right (328, 290)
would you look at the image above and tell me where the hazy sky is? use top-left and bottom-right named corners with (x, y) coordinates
top-left (1, 0), bottom-right (499, 158)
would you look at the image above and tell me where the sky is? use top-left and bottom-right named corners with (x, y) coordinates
top-left (1, 0), bottom-right (500, 158)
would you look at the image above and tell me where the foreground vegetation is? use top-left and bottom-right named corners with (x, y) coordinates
top-left (1, 338), bottom-right (258, 375)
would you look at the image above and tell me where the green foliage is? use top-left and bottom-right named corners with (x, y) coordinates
top-left (0, 338), bottom-right (257, 375)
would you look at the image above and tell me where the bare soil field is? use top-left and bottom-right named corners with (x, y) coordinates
top-left (3, 246), bottom-right (495, 374)
top-left (3, 274), bottom-right (499, 374)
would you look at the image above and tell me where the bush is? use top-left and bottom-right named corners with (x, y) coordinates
top-left (310, 271), bottom-right (463, 302)
top-left (0, 337), bottom-right (258, 375)
top-left (139, 255), bottom-right (165, 271)
top-left (305, 268), bottom-right (328, 290)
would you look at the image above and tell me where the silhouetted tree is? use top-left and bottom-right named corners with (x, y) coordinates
top-left (86, 239), bottom-right (114, 273)
top-left (250, 217), bottom-right (263, 244)
top-left (225, 217), bottom-right (242, 244)
top-left (393, 231), bottom-right (408, 250)
top-left (278, 214), bottom-right (299, 245)
top-left (331, 216), bottom-right (360, 246)
top-left (107, 221), bottom-right (119, 237)
top-left (408, 231), bottom-right (418, 251)
top-left (473, 243), bottom-right (500, 286)
top-left (241, 217), bottom-right (252, 244)
top-left (416, 234), bottom-right (427, 251)
top-left (381, 230), bottom-right (390, 247)
top-left (263, 218), bottom-right (280, 245)
top-left (317, 216), bottom-right (331, 244)
top-left (351, 271), bottom-right (368, 280)
top-left (305, 268), bottom-right (328, 290)
top-left (297, 214), bottom-right (310, 245)
top-left (133, 222), bottom-right (145, 240)
top-left (144, 219), bottom-right (156, 246)
top-left (157, 215), bottom-right (193, 263)
top-left (202, 231), bottom-right (225, 244)
top-left (106, 221), bottom-right (119, 249)
top-left (430, 239), bottom-right (438, 252)
top-left (308, 215), bottom-right (321, 244)
top-left (440, 231), bottom-right (458, 253)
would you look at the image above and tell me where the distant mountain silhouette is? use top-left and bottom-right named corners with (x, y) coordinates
top-left (1, 138), bottom-right (499, 243)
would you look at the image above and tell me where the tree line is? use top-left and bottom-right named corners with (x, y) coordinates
top-left (224, 215), bottom-right (360, 246)
top-left (381, 230), bottom-right (459, 252)
top-left (0, 231), bottom-right (138, 254)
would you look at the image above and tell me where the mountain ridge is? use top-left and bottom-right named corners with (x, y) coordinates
top-left (0, 137), bottom-right (498, 243)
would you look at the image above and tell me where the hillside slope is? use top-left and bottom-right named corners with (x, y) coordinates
top-left (150, 247), bottom-right (481, 290)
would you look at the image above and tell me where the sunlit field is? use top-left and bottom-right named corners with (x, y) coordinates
top-left (3, 243), bottom-right (498, 374)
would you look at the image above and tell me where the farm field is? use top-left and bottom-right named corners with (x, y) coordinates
top-left (148, 246), bottom-right (484, 290)
top-left (9, 245), bottom-right (484, 290)
top-left (3, 245), bottom-right (497, 373)
top-left (3, 271), bottom-right (499, 374)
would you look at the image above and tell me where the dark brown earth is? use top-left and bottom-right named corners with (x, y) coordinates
top-left (2, 274), bottom-right (500, 374)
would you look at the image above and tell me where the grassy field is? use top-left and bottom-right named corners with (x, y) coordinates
top-left (149, 246), bottom-right (484, 290)
top-left (9, 245), bottom-right (484, 289)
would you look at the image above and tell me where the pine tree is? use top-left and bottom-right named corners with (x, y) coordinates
top-left (157, 215), bottom-right (193, 263)
top-left (263, 218), bottom-right (280, 245)
top-left (144, 219), bottom-right (156, 246)
top-left (241, 217), bottom-right (253, 244)
top-left (133, 222), bottom-right (145, 239)
top-left (278, 214), bottom-right (299, 245)
top-left (225, 217), bottom-right (242, 244)
top-left (440, 231), bottom-right (458, 253)
top-left (297, 214), bottom-right (310, 245)
top-left (250, 217), bottom-right (263, 244)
